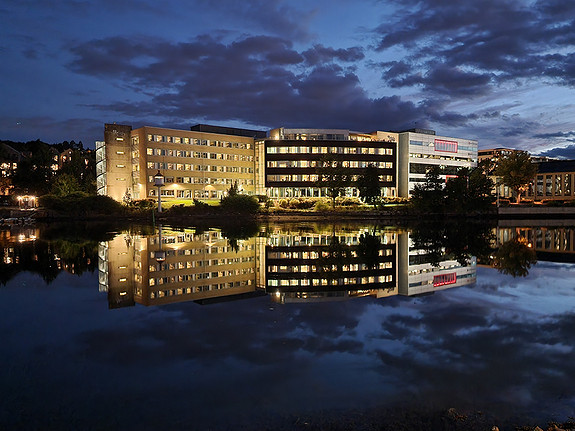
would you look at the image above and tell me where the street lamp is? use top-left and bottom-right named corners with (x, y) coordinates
top-left (154, 170), bottom-right (165, 212)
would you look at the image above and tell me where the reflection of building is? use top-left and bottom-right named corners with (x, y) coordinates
top-left (397, 129), bottom-right (478, 197)
top-left (397, 232), bottom-right (477, 296)
top-left (100, 225), bottom-right (480, 307)
top-left (99, 226), bottom-right (258, 308)
top-left (262, 226), bottom-right (398, 303)
top-left (257, 128), bottom-right (397, 199)
top-left (495, 226), bottom-right (575, 263)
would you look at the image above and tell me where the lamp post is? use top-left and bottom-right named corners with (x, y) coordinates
top-left (154, 170), bottom-right (165, 213)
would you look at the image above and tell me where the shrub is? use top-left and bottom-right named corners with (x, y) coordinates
top-left (220, 194), bottom-right (260, 214)
top-left (314, 199), bottom-right (331, 211)
top-left (127, 199), bottom-right (156, 211)
top-left (278, 199), bottom-right (289, 209)
top-left (337, 197), bottom-right (361, 207)
top-left (39, 193), bottom-right (123, 215)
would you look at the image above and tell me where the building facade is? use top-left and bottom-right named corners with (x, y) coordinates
top-left (99, 123), bottom-right (478, 203)
top-left (397, 129), bottom-right (478, 197)
top-left (530, 160), bottom-right (575, 201)
top-left (257, 128), bottom-right (397, 199)
top-left (97, 124), bottom-right (260, 202)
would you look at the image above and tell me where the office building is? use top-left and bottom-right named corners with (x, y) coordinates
top-left (96, 124), bottom-right (261, 202)
top-left (98, 123), bottom-right (478, 203)
top-left (397, 129), bottom-right (478, 197)
top-left (257, 128), bottom-right (397, 198)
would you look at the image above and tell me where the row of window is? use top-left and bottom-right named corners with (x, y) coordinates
top-left (409, 153), bottom-right (476, 163)
top-left (148, 279), bottom-right (254, 298)
top-left (149, 244), bottom-right (254, 257)
top-left (267, 174), bottom-right (394, 182)
top-left (146, 148), bottom-right (253, 161)
top-left (149, 268), bottom-right (255, 286)
top-left (410, 140), bottom-right (476, 153)
top-left (149, 256), bottom-right (254, 271)
top-left (267, 275), bottom-right (394, 287)
top-left (267, 261), bottom-right (393, 273)
top-left (267, 235), bottom-right (395, 247)
top-left (267, 146), bottom-right (394, 155)
top-left (147, 135), bottom-right (252, 149)
top-left (146, 162), bottom-right (254, 174)
top-left (533, 173), bottom-right (574, 197)
top-left (267, 160), bottom-right (394, 169)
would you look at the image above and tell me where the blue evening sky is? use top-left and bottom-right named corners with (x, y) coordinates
top-left (1, 0), bottom-right (575, 157)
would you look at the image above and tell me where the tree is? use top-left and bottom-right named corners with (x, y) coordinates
top-left (410, 165), bottom-right (445, 212)
top-left (357, 164), bottom-right (381, 207)
top-left (495, 151), bottom-right (536, 203)
top-left (51, 173), bottom-right (83, 196)
top-left (315, 155), bottom-right (351, 209)
top-left (444, 167), bottom-right (495, 213)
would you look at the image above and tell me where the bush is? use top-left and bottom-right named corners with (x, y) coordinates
top-left (220, 194), bottom-right (260, 214)
top-left (39, 193), bottom-right (123, 215)
top-left (277, 199), bottom-right (289, 209)
top-left (337, 197), bottom-right (361, 207)
top-left (127, 199), bottom-right (156, 211)
top-left (313, 199), bottom-right (331, 211)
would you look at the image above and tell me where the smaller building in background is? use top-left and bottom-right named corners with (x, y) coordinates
top-left (531, 160), bottom-right (575, 201)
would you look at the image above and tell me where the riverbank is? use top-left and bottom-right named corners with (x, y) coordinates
top-left (5, 205), bottom-right (575, 224)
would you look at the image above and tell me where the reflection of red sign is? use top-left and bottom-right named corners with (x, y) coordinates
top-left (434, 139), bottom-right (458, 153)
top-left (433, 272), bottom-right (457, 287)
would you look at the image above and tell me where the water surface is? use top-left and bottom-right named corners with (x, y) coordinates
top-left (1, 222), bottom-right (574, 430)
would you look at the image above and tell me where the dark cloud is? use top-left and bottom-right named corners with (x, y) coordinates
top-left (69, 35), bottom-right (453, 131)
top-left (374, 0), bottom-right (575, 96)
top-left (539, 144), bottom-right (575, 160)
top-left (302, 45), bottom-right (365, 66)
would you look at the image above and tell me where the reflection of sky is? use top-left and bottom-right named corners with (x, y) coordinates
top-left (2, 263), bottom-right (575, 429)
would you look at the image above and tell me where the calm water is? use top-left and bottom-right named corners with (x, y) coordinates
top-left (1, 221), bottom-right (575, 430)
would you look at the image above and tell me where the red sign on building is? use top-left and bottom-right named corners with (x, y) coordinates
top-left (433, 272), bottom-right (457, 287)
top-left (434, 139), bottom-right (458, 153)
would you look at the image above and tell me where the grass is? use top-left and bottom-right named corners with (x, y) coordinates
top-left (159, 198), bottom-right (219, 208)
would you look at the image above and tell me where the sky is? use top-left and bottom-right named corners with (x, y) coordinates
top-left (1, 0), bottom-right (575, 157)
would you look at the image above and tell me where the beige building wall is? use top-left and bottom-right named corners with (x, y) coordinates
top-left (103, 124), bottom-right (256, 202)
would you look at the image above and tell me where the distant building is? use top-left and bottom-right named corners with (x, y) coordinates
top-left (531, 160), bottom-right (575, 201)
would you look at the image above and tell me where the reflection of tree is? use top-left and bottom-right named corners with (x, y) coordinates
top-left (409, 221), bottom-right (495, 267)
top-left (493, 238), bottom-right (537, 277)
top-left (316, 235), bottom-right (353, 279)
top-left (357, 232), bottom-right (382, 270)
top-left (0, 224), bottom-right (105, 286)
top-left (220, 221), bottom-right (260, 253)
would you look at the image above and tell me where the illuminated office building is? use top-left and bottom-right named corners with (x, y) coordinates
top-left (98, 123), bottom-right (478, 203)
top-left (96, 124), bottom-right (262, 202)
top-left (257, 128), bottom-right (398, 198)
top-left (397, 129), bottom-right (478, 197)
top-left (531, 160), bottom-right (575, 202)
